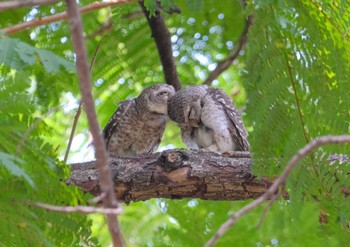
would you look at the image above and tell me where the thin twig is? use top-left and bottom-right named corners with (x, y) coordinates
top-left (34, 202), bottom-right (122, 215)
top-left (205, 135), bottom-right (350, 247)
top-left (2, 0), bottom-right (133, 35)
top-left (203, 14), bottom-right (253, 85)
top-left (63, 101), bottom-right (83, 163)
top-left (64, 36), bottom-right (107, 163)
top-left (89, 192), bottom-right (106, 204)
top-left (0, 0), bottom-right (59, 11)
top-left (139, 0), bottom-right (181, 91)
top-left (284, 51), bottom-right (332, 198)
top-left (285, 52), bottom-right (313, 155)
top-left (65, 0), bottom-right (124, 246)
top-left (256, 184), bottom-right (284, 228)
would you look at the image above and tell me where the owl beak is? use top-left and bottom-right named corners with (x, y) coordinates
top-left (189, 119), bottom-right (200, 127)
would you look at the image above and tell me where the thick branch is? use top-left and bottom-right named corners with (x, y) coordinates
top-left (65, 1), bottom-right (123, 246)
top-left (1, 0), bottom-right (133, 35)
top-left (139, 1), bottom-right (181, 91)
top-left (67, 149), bottom-right (274, 202)
top-left (203, 14), bottom-right (253, 85)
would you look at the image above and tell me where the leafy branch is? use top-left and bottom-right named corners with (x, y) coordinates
top-left (205, 135), bottom-right (350, 247)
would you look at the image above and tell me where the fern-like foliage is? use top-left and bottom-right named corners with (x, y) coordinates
top-left (244, 0), bottom-right (350, 243)
top-left (0, 69), bottom-right (97, 246)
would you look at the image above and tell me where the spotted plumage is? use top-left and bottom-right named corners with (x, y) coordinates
top-left (168, 85), bottom-right (250, 152)
top-left (102, 84), bottom-right (175, 157)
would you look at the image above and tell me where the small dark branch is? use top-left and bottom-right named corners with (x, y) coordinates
top-left (0, 0), bottom-right (59, 11)
top-left (64, 101), bottom-right (82, 163)
top-left (205, 135), bottom-right (350, 247)
top-left (285, 53), bottom-right (311, 146)
top-left (65, 1), bottom-right (123, 246)
top-left (138, 0), bottom-right (181, 91)
top-left (34, 202), bottom-right (123, 215)
top-left (1, 0), bottom-right (133, 35)
top-left (204, 14), bottom-right (253, 85)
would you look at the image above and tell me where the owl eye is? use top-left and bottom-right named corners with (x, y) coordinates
top-left (157, 91), bottom-right (168, 96)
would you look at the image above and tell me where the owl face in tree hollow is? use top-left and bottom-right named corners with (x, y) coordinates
top-left (143, 84), bottom-right (175, 114)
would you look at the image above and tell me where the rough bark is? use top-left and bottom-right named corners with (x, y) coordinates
top-left (67, 149), bottom-right (273, 203)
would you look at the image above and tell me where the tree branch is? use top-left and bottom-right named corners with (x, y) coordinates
top-left (34, 202), bottom-right (123, 215)
top-left (204, 135), bottom-right (350, 247)
top-left (138, 0), bottom-right (181, 91)
top-left (67, 149), bottom-right (350, 203)
top-left (203, 14), bottom-right (253, 85)
top-left (65, 1), bottom-right (123, 246)
top-left (67, 149), bottom-right (276, 202)
top-left (1, 0), bottom-right (133, 35)
top-left (0, 0), bottom-right (59, 11)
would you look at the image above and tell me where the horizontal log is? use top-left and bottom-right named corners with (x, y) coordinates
top-left (67, 149), bottom-right (274, 203)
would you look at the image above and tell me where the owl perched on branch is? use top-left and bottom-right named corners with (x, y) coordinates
top-left (168, 85), bottom-right (250, 152)
top-left (102, 84), bottom-right (175, 157)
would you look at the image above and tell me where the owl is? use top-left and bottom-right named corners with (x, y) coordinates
top-left (102, 84), bottom-right (175, 157)
top-left (168, 85), bottom-right (250, 152)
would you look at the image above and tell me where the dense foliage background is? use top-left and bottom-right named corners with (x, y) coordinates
top-left (0, 0), bottom-right (349, 246)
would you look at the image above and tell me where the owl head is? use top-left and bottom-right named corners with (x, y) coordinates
top-left (168, 85), bottom-right (209, 127)
top-left (141, 84), bottom-right (175, 115)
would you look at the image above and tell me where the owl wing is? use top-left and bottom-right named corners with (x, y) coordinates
top-left (102, 99), bottom-right (134, 149)
top-left (208, 88), bottom-right (250, 151)
top-left (146, 123), bottom-right (166, 155)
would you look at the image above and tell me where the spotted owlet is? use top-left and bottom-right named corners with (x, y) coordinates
top-left (102, 84), bottom-right (175, 157)
top-left (168, 85), bottom-right (250, 152)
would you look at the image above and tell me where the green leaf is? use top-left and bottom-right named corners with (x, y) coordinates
top-left (144, 0), bottom-right (158, 16)
top-left (0, 35), bottom-right (75, 73)
top-left (0, 152), bottom-right (35, 188)
top-left (160, 0), bottom-right (178, 12)
top-left (36, 49), bottom-right (75, 73)
top-left (16, 41), bottom-right (36, 65)
top-left (0, 35), bottom-right (26, 69)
